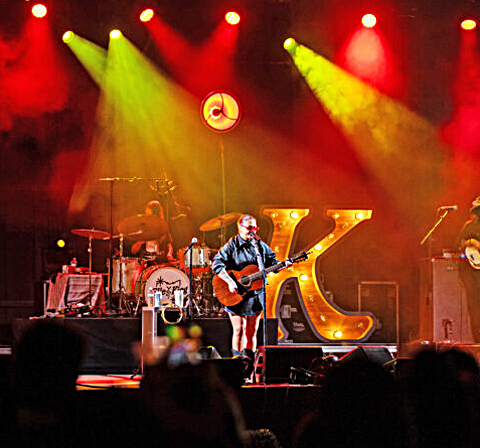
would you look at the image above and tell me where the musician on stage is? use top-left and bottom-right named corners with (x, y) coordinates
top-left (131, 200), bottom-right (175, 263)
top-left (457, 196), bottom-right (480, 341)
top-left (212, 215), bottom-right (280, 360)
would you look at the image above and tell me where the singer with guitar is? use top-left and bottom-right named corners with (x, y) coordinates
top-left (457, 196), bottom-right (480, 342)
top-left (212, 215), bottom-right (291, 362)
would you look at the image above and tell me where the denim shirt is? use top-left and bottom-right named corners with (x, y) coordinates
top-left (212, 234), bottom-right (279, 275)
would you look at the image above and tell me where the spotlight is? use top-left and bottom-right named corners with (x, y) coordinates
top-left (110, 29), bottom-right (122, 39)
top-left (140, 8), bottom-right (154, 22)
top-left (283, 37), bottom-right (296, 51)
top-left (62, 31), bottom-right (74, 43)
top-left (56, 239), bottom-right (67, 249)
top-left (201, 91), bottom-right (241, 133)
top-left (461, 19), bottom-right (477, 31)
top-left (31, 3), bottom-right (47, 18)
top-left (361, 13), bottom-right (377, 28)
top-left (225, 11), bottom-right (241, 25)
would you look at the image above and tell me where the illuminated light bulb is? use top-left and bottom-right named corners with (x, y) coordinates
top-left (300, 274), bottom-right (308, 281)
top-left (314, 243), bottom-right (322, 251)
top-left (362, 13), bottom-right (377, 28)
top-left (62, 31), bottom-right (74, 43)
top-left (56, 239), bottom-right (66, 248)
top-left (283, 37), bottom-right (296, 51)
top-left (140, 8), bottom-right (154, 22)
top-left (290, 211), bottom-right (299, 219)
top-left (225, 11), bottom-right (241, 25)
top-left (209, 106), bottom-right (223, 119)
top-left (32, 4), bottom-right (47, 18)
top-left (333, 330), bottom-right (343, 338)
top-left (461, 19), bottom-right (477, 30)
top-left (355, 212), bottom-right (365, 220)
top-left (110, 29), bottom-right (122, 39)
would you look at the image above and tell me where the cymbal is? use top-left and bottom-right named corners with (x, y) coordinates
top-left (71, 228), bottom-right (111, 240)
top-left (118, 214), bottom-right (168, 241)
top-left (199, 212), bottom-right (242, 232)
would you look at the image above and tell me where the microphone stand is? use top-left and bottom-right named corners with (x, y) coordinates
top-left (420, 209), bottom-right (452, 259)
top-left (188, 245), bottom-right (194, 321)
top-left (252, 235), bottom-right (268, 348)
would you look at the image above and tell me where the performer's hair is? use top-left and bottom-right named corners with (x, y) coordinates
top-left (146, 200), bottom-right (163, 217)
top-left (238, 214), bottom-right (256, 226)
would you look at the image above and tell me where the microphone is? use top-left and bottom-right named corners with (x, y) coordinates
top-left (438, 205), bottom-right (458, 211)
top-left (184, 237), bottom-right (198, 254)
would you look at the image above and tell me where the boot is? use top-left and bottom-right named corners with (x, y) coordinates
top-left (241, 348), bottom-right (255, 379)
top-left (242, 348), bottom-right (255, 361)
top-left (231, 348), bottom-right (242, 358)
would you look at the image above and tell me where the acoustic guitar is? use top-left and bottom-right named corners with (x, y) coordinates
top-left (213, 252), bottom-right (309, 307)
top-left (465, 245), bottom-right (480, 270)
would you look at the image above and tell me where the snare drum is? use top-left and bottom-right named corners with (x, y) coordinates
top-left (178, 245), bottom-right (211, 274)
top-left (135, 266), bottom-right (189, 306)
top-left (111, 257), bottom-right (140, 296)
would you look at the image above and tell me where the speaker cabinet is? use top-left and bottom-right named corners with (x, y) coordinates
top-left (254, 345), bottom-right (324, 384)
top-left (358, 281), bottom-right (399, 344)
top-left (419, 258), bottom-right (473, 343)
top-left (338, 346), bottom-right (393, 365)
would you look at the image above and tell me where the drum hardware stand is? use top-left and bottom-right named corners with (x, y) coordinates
top-left (149, 173), bottom-right (190, 222)
top-left (117, 234), bottom-right (132, 315)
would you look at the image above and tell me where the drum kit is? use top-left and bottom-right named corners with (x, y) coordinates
top-left (70, 210), bottom-right (242, 322)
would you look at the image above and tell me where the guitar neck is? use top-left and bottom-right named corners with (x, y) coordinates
top-left (248, 261), bottom-right (286, 283)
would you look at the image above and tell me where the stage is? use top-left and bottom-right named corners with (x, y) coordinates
top-left (12, 317), bottom-right (279, 373)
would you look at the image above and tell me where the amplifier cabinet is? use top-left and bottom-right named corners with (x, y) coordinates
top-left (419, 258), bottom-right (473, 343)
top-left (358, 281), bottom-right (399, 344)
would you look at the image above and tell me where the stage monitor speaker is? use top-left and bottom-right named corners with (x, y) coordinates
top-left (203, 358), bottom-right (245, 389)
top-left (254, 345), bottom-right (324, 384)
top-left (338, 346), bottom-right (393, 366)
top-left (199, 346), bottom-right (221, 359)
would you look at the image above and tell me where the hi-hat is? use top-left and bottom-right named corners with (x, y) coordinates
top-left (71, 228), bottom-right (111, 240)
top-left (199, 212), bottom-right (242, 232)
top-left (118, 214), bottom-right (168, 241)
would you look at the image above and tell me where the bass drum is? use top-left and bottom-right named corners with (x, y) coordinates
top-left (135, 266), bottom-right (189, 306)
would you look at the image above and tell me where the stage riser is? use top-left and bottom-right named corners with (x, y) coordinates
top-left (13, 318), bottom-right (278, 373)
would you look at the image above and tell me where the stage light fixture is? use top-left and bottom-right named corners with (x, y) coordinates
top-left (140, 8), bottom-right (154, 22)
top-left (110, 29), bottom-right (122, 39)
top-left (62, 31), bottom-right (74, 43)
top-left (56, 239), bottom-right (66, 249)
top-left (32, 3), bottom-right (47, 18)
top-left (361, 13), bottom-right (377, 28)
top-left (461, 19), bottom-right (477, 31)
top-left (201, 91), bottom-right (241, 132)
top-left (283, 37), bottom-right (296, 52)
top-left (225, 11), bottom-right (240, 25)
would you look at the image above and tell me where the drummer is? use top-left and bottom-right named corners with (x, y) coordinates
top-left (131, 200), bottom-right (176, 263)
